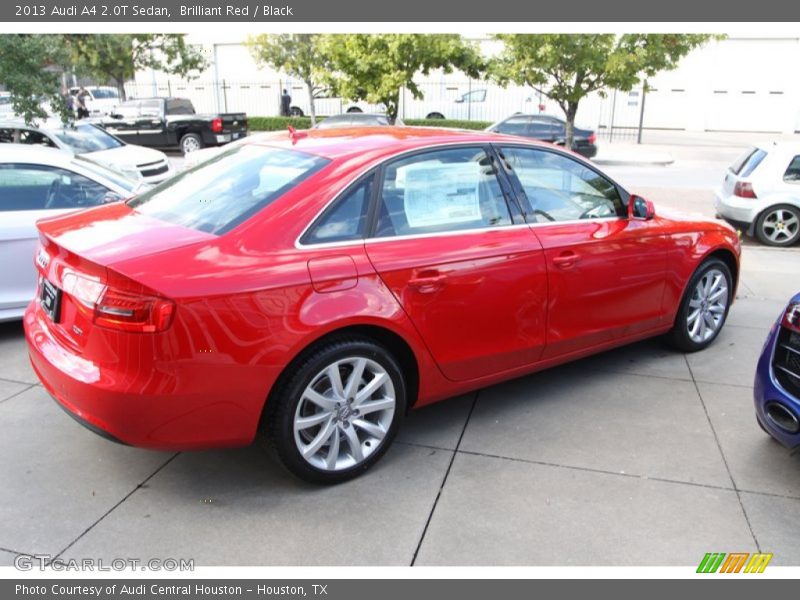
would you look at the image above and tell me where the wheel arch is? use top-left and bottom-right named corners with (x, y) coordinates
top-left (260, 323), bottom-right (422, 428)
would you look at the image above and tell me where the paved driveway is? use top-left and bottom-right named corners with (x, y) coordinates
top-left (1, 192), bottom-right (799, 567)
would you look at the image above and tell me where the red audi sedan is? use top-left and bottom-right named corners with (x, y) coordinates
top-left (25, 127), bottom-right (741, 483)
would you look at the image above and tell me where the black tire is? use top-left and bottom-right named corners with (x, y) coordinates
top-left (179, 133), bottom-right (204, 155)
top-left (345, 106), bottom-right (363, 113)
top-left (667, 258), bottom-right (733, 353)
top-left (754, 204), bottom-right (800, 247)
top-left (426, 112), bottom-right (445, 120)
top-left (263, 336), bottom-right (406, 484)
top-left (289, 106), bottom-right (304, 117)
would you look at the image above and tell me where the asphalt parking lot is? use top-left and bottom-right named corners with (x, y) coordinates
top-left (2, 145), bottom-right (800, 567)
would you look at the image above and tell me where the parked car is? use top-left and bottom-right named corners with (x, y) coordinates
top-left (315, 113), bottom-right (404, 129)
top-left (1, 145), bottom-right (143, 322)
top-left (714, 142), bottom-right (800, 247)
top-left (25, 128), bottom-right (740, 484)
top-left (403, 87), bottom-right (534, 122)
top-left (486, 114), bottom-right (598, 159)
top-left (754, 293), bottom-right (800, 446)
top-left (0, 119), bottom-right (174, 184)
top-left (69, 86), bottom-right (121, 117)
top-left (98, 97), bottom-right (248, 155)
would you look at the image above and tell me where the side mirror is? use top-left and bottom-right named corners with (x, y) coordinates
top-left (454, 97), bottom-right (464, 104)
top-left (628, 195), bottom-right (656, 221)
top-left (101, 192), bottom-right (124, 204)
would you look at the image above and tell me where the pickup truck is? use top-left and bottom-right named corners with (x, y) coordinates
top-left (98, 97), bottom-right (248, 155)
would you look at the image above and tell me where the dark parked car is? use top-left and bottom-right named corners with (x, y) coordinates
top-left (315, 113), bottom-right (404, 129)
top-left (98, 97), bottom-right (248, 155)
top-left (487, 114), bottom-right (598, 159)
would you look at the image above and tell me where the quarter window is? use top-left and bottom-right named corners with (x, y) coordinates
top-left (784, 156), bottom-right (800, 183)
top-left (303, 175), bottom-right (374, 244)
top-left (374, 147), bottom-right (513, 238)
top-left (499, 146), bottom-right (624, 222)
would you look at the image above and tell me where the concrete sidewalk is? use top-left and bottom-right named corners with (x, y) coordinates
top-left (1, 234), bottom-right (799, 567)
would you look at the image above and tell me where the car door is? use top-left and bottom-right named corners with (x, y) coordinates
top-left (0, 164), bottom-right (111, 315)
top-left (103, 101), bottom-right (141, 143)
top-left (136, 99), bottom-right (168, 147)
top-left (364, 145), bottom-right (548, 381)
top-left (530, 117), bottom-right (557, 142)
top-left (496, 145), bottom-right (668, 359)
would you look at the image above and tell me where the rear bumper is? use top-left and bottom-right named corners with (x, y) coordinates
top-left (575, 144), bottom-right (598, 159)
top-left (24, 301), bottom-right (262, 450)
top-left (714, 189), bottom-right (760, 226)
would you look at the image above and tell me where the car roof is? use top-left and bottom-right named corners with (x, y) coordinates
top-left (245, 126), bottom-right (551, 160)
top-left (0, 118), bottom-right (97, 132)
top-left (0, 143), bottom-right (75, 165)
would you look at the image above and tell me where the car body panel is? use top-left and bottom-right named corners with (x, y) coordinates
top-left (23, 127), bottom-right (741, 449)
top-left (754, 292), bottom-right (800, 448)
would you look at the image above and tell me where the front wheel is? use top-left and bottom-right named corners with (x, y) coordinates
top-left (755, 204), bottom-right (800, 247)
top-left (264, 337), bottom-right (406, 484)
top-left (289, 106), bottom-right (304, 117)
top-left (667, 258), bottom-right (733, 352)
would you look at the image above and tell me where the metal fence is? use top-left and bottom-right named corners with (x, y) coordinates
top-left (118, 78), bottom-right (649, 141)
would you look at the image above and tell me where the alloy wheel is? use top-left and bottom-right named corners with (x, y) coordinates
top-left (760, 207), bottom-right (800, 245)
top-left (686, 268), bottom-right (729, 344)
top-left (293, 357), bottom-right (396, 471)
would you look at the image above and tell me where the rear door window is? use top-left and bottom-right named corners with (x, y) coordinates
top-left (128, 144), bottom-right (330, 234)
top-left (0, 164), bottom-right (111, 211)
top-left (730, 147), bottom-right (767, 176)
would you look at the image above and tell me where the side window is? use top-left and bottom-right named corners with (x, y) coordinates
top-left (495, 116), bottom-right (531, 136)
top-left (784, 156), bottom-right (800, 183)
top-left (0, 128), bottom-right (17, 143)
top-left (530, 118), bottom-right (557, 138)
top-left (303, 175), bottom-right (374, 244)
top-left (462, 89), bottom-right (487, 103)
top-left (18, 130), bottom-right (56, 148)
top-left (375, 147), bottom-right (512, 238)
top-left (499, 146), bottom-right (624, 222)
top-left (0, 164), bottom-right (111, 211)
top-left (139, 100), bottom-right (162, 118)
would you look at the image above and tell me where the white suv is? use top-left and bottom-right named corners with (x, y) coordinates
top-left (714, 142), bottom-right (800, 247)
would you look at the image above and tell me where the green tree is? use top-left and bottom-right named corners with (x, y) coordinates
top-left (247, 34), bottom-right (330, 126)
top-left (67, 34), bottom-right (207, 100)
top-left (492, 34), bottom-right (716, 148)
top-left (0, 35), bottom-right (72, 124)
top-left (320, 34), bottom-right (484, 121)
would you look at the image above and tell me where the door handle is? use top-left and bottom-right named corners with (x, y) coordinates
top-left (553, 252), bottom-right (581, 269)
top-left (408, 273), bottom-right (447, 293)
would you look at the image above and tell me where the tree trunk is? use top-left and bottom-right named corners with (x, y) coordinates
top-left (116, 77), bottom-right (127, 101)
top-left (564, 102), bottom-right (579, 151)
top-left (386, 90), bottom-right (400, 122)
top-left (306, 80), bottom-right (316, 127)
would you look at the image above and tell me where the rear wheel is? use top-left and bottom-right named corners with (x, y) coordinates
top-left (179, 133), bottom-right (204, 155)
top-left (345, 106), bottom-right (363, 113)
top-left (289, 106), bottom-right (304, 117)
top-left (425, 112), bottom-right (445, 120)
top-left (264, 337), bottom-right (406, 484)
top-left (755, 204), bottom-right (800, 247)
top-left (667, 258), bottom-right (733, 352)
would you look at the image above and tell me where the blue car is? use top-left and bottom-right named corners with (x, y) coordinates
top-left (755, 292), bottom-right (800, 446)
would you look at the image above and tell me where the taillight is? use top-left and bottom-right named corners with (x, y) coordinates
top-left (783, 303), bottom-right (800, 332)
top-left (60, 270), bottom-right (174, 333)
top-left (588, 132), bottom-right (597, 145)
top-left (211, 118), bottom-right (223, 133)
top-left (734, 181), bottom-right (757, 198)
top-left (94, 287), bottom-right (175, 333)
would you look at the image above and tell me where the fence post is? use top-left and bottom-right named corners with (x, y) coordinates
top-left (467, 78), bottom-right (472, 121)
top-left (222, 79), bottom-right (228, 112)
top-left (167, 80), bottom-right (172, 97)
top-left (609, 89), bottom-right (617, 143)
top-left (637, 80), bottom-right (647, 145)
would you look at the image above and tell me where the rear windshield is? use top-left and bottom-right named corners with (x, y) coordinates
top-left (730, 146), bottom-right (767, 177)
top-left (128, 144), bottom-right (329, 234)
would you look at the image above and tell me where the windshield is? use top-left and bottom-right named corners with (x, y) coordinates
top-left (128, 144), bottom-right (330, 235)
top-left (73, 156), bottom-right (140, 194)
top-left (52, 124), bottom-right (124, 153)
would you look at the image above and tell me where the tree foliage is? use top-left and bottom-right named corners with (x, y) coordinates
top-left (247, 33), bottom-right (328, 125)
top-left (320, 34), bottom-right (485, 120)
top-left (492, 34), bottom-right (716, 147)
top-left (0, 35), bottom-right (72, 124)
top-left (67, 34), bottom-right (207, 100)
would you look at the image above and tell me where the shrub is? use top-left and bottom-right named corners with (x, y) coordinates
top-left (247, 116), bottom-right (492, 132)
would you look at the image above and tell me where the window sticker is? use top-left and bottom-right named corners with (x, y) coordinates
top-left (403, 161), bottom-right (481, 228)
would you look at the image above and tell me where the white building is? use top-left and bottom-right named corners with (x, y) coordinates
top-left (133, 34), bottom-right (800, 134)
